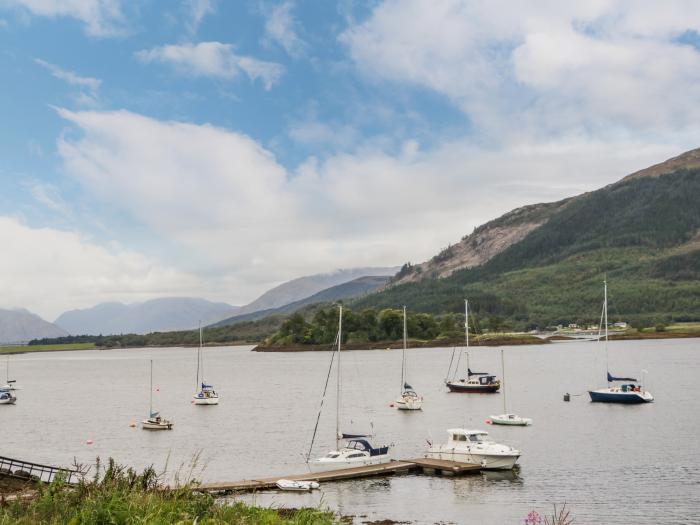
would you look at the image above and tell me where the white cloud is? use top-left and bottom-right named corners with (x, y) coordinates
top-left (136, 41), bottom-right (284, 90)
top-left (54, 108), bottom-right (696, 306)
top-left (342, 0), bottom-right (700, 138)
top-left (26, 181), bottom-right (72, 218)
top-left (0, 216), bottom-right (200, 319)
top-left (34, 58), bottom-right (101, 105)
top-left (263, 1), bottom-right (306, 57)
top-left (3, 0), bottom-right (125, 36)
top-left (183, 0), bottom-right (216, 36)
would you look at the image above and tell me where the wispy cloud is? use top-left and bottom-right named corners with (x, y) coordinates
top-left (3, 0), bottom-right (126, 37)
top-left (263, 1), bottom-right (306, 57)
top-left (136, 41), bottom-right (284, 90)
top-left (26, 181), bottom-right (73, 218)
top-left (183, 0), bottom-right (216, 37)
top-left (34, 58), bottom-right (101, 105)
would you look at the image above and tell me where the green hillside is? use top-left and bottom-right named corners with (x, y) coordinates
top-left (352, 169), bottom-right (700, 329)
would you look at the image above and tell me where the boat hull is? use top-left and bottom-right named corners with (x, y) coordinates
top-left (588, 389), bottom-right (653, 404)
top-left (193, 396), bottom-right (219, 405)
top-left (489, 414), bottom-right (532, 426)
top-left (141, 420), bottom-right (173, 430)
top-left (425, 450), bottom-right (519, 470)
top-left (0, 397), bottom-right (16, 405)
top-left (446, 382), bottom-right (500, 393)
top-left (309, 454), bottom-right (392, 472)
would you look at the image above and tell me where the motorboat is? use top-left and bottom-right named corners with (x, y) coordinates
top-left (0, 389), bottom-right (16, 405)
top-left (395, 306), bottom-right (423, 410)
top-left (489, 349), bottom-right (532, 425)
top-left (307, 305), bottom-right (392, 471)
top-left (445, 299), bottom-right (500, 393)
top-left (426, 428), bottom-right (520, 470)
top-left (276, 479), bottom-right (320, 491)
top-left (310, 437), bottom-right (392, 472)
top-left (193, 324), bottom-right (219, 405)
top-left (141, 360), bottom-right (174, 430)
top-left (589, 373), bottom-right (654, 404)
top-left (587, 280), bottom-right (653, 404)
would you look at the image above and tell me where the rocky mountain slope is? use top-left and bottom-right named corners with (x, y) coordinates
top-left (355, 148), bottom-right (700, 327)
top-left (0, 308), bottom-right (68, 343)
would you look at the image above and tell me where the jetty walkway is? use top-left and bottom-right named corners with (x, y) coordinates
top-left (197, 458), bottom-right (482, 493)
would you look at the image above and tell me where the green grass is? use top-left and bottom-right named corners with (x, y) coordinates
top-left (0, 343), bottom-right (97, 355)
top-left (0, 459), bottom-right (336, 525)
top-left (665, 322), bottom-right (700, 332)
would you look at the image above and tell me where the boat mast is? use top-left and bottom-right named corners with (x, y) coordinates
top-left (196, 322), bottom-right (202, 390)
top-left (149, 359), bottom-right (153, 416)
top-left (501, 349), bottom-right (506, 413)
top-left (401, 305), bottom-right (407, 394)
top-left (604, 279), bottom-right (609, 384)
top-left (336, 305), bottom-right (342, 450)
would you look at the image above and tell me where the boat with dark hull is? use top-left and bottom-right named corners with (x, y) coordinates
top-left (587, 280), bottom-right (653, 404)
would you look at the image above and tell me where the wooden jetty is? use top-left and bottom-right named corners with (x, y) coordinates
top-left (197, 458), bottom-right (482, 493)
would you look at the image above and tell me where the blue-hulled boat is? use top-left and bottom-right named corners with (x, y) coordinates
top-left (588, 280), bottom-right (653, 404)
top-left (589, 372), bottom-right (654, 404)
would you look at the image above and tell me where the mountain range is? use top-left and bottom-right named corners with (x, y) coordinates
top-left (0, 308), bottom-right (68, 344)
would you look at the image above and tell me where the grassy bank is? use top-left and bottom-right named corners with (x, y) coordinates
top-left (0, 459), bottom-right (335, 524)
top-left (0, 343), bottom-right (97, 355)
top-left (254, 334), bottom-right (548, 352)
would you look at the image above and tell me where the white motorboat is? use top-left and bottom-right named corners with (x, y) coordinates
top-left (588, 280), bottom-right (653, 404)
top-left (275, 479), bottom-right (320, 491)
top-left (193, 324), bottom-right (219, 405)
top-left (0, 389), bottom-right (16, 405)
top-left (141, 360), bottom-right (173, 431)
top-left (395, 306), bottom-right (423, 411)
top-left (426, 428), bottom-right (521, 470)
top-left (307, 305), bottom-right (392, 471)
top-left (490, 349), bottom-right (532, 426)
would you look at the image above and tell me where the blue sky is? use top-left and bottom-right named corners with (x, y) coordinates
top-left (1, 0), bottom-right (700, 319)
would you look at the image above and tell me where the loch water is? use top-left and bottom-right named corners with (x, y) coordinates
top-left (2, 338), bottom-right (699, 524)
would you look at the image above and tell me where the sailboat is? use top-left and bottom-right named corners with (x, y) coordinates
top-left (193, 324), bottom-right (219, 405)
top-left (489, 349), bottom-right (532, 425)
top-left (395, 306), bottom-right (423, 410)
top-left (0, 356), bottom-right (17, 405)
top-left (141, 360), bottom-right (173, 430)
top-left (308, 305), bottom-right (392, 471)
top-left (2, 355), bottom-right (18, 391)
top-left (588, 280), bottom-right (653, 404)
top-left (445, 299), bottom-right (501, 393)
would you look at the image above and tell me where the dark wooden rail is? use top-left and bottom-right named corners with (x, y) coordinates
top-left (0, 455), bottom-right (79, 484)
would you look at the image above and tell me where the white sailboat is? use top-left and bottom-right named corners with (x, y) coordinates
top-left (588, 280), bottom-right (653, 404)
top-left (2, 355), bottom-right (19, 391)
top-left (308, 305), bottom-right (392, 471)
top-left (0, 356), bottom-right (17, 405)
top-left (141, 360), bottom-right (173, 430)
top-left (489, 349), bottom-right (532, 426)
top-left (193, 324), bottom-right (219, 405)
top-left (395, 306), bottom-right (423, 410)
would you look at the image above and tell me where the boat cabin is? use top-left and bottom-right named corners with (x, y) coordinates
top-left (345, 438), bottom-right (390, 457)
top-left (446, 429), bottom-right (492, 444)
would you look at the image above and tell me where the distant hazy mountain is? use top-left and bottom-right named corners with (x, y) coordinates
top-left (233, 267), bottom-right (398, 317)
top-left (212, 275), bottom-right (391, 327)
top-left (55, 298), bottom-right (238, 335)
top-left (0, 308), bottom-right (68, 343)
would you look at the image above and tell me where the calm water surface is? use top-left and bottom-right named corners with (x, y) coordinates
top-left (2, 339), bottom-right (699, 524)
